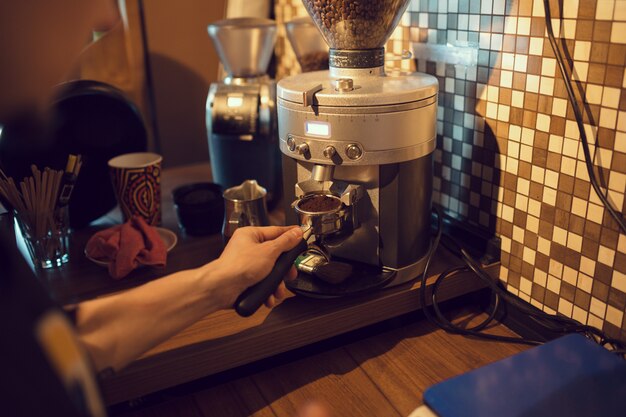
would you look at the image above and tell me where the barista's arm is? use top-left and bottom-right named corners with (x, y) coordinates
top-left (74, 226), bottom-right (303, 372)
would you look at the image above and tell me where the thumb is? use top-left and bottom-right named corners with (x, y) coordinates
top-left (266, 227), bottom-right (303, 257)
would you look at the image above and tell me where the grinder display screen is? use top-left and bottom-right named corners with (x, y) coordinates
top-left (305, 121), bottom-right (330, 138)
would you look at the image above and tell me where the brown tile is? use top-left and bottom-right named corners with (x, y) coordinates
top-left (527, 58), bottom-right (542, 78)
top-left (582, 238), bottom-right (599, 259)
top-left (546, 151), bottom-right (562, 171)
top-left (535, 132), bottom-right (549, 149)
top-left (574, 288), bottom-right (591, 310)
top-left (604, 65), bottom-right (624, 88)
top-left (561, 281), bottom-right (576, 302)
top-left (503, 172), bottom-right (518, 191)
top-left (499, 88), bottom-right (512, 105)
top-left (608, 288), bottom-right (626, 311)
top-left (511, 241), bottom-right (524, 260)
top-left (530, 17), bottom-right (546, 37)
top-left (603, 322), bottom-right (621, 340)
top-left (585, 221), bottom-right (602, 242)
top-left (513, 209), bottom-right (528, 229)
top-left (518, 161), bottom-right (532, 180)
top-left (508, 270), bottom-right (521, 289)
top-left (510, 107), bottom-right (524, 125)
top-left (587, 63), bottom-right (607, 84)
top-left (524, 92), bottom-right (538, 111)
top-left (524, 231), bottom-right (538, 250)
top-left (498, 218), bottom-right (513, 238)
top-left (573, 178), bottom-right (590, 199)
top-left (509, 254), bottom-right (523, 274)
top-left (611, 152), bottom-right (626, 174)
top-left (529, 181), bottom-right (543, 200)
top-left (554, 207), bottom-right (569, 230)
top-left (523, 109), bottom-right (537, 128)
top-left (503, 34), bottom-right (516, 53)
top-left (537, 95), bottom-right (552, 114)
top-left (615, 252), bottom-right (626, 275)
top-left (545, 289), bottom-right (559, 311)
top-left (597, 128), bottom-right (616, 150)
top-left (607, 44), bottom-right (626, 66)
top-left (513, 72), bottom-right (527, 90)
top-left (503, 188), bottom-right (516, 207)
top-left (552, 80), bottom-right (568, 99)
top-left (569, 214), bottom-right (585, 235)
top-left (600, 227), bottom-right (619, 250)
top-left (555, 193), bottom-right (573, 213)
top-left (558, 174), bottom-right (575, 194)
top-left (538, 220), bottom-right (553, 239)
top-left (593, 21), bottom-right (612, 43)
top-left (594, 262), bottom-right (613, 285)
top-left (532, 148), bottom-right (548, 167)
top-left (536, 252), bottom-right (550, 272)
top-left (516, 36), bottom-right (529, 55)
top-left (549, 116), bottom-right (565, 136)
top-left (592, 280), bottom-right (610, 303)
top-left (531, 283), bottom-right (546, 304)
top-left (576, 20), bottom-right (595, 42)
top-left (540, 203), bottom-right (556, 222)
top-left (579, 0), bottom-right (597, 19)
top-left (589, 42), bottom-right (609, 63)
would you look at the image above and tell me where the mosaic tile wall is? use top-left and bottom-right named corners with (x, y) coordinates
top-left (276, 0), bottom-right (626, 341)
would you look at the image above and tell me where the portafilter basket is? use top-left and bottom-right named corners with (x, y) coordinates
top-left (293, 193), bottom-right (348, 236)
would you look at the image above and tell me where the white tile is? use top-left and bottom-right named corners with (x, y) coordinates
top-left (563, 19), bottom-right (577, 39)
top-left (536, 113), bottom-right (551, 132)
top-left (538, 236), bottom-right (551, 256)
top-left (596, 0), bottom-right (616, 20)
top-left (527, 214), bottom-right (539, 233)
top-left (532, 0), bottom-right (546, 17)
top-left (493, 0), bottom-right (506, 15)
top-left (599, 107), bottom-right (618, 129)
top-left (526, 74), bottom-right (540, 93)
top-left (586, 84), bottom-right (604, 105)
top-left (572, 306), bottom-right (588, 325)
top-left (587, 202), bottom-right (605, 224)
top-left (535, 268), bottom-right (548, 287)
top-left (540, 76), bottom-right (554, 96)
top-left (529, 37), bottom-right (544, 55)
top-left (558, 298), bottom-right (574, 317)
top-left (571, 196), bottom-right (588, 218)
top-left (562, 137), bottom-right (579, 158)
top-left (606, 305), bottom-right (624, 328)
top-left (513, 225), bottom-right (525, 243)
top-left (563, 0), bottom-right (579, 18)
top-left (547, 276), bottom-right (561, 294)
top-left (552, 226), bottom-right (568, 246)
top-left (602, 87), bottom-right (621, 108)
top-left (587, 313), bottom-right (604, 329)
top-left (567, 232), bottom-right (583, 252)
top-left (541, 57), bottom-right (556, 76)
top-left (532, 165), bottom-right (546, 183)
top-left (501, 52), bottom-right (515, 70)
top-left (504, 16), bottom-right (517, 34)
top-left (598, 245), bottom-right (616, 267)
top-left (560, 155), bottom-right (576, 176)
top-left (619, 233), bottom-right (626, 254)
top-left (521, 127), bottom-right (535, 145)
top-left (611, 270), bottom-right (626, 293)
top-left (515, 54), bottom-right (528, 72)
top-left (491, 33), bottom-right (503, 51)
top-left (498, 104), bottom-right (510, 122)
top-left (573, 40), bottom-right (591, 61)
top-left (612, 22), bottom-right (626, 43)
top-left (520, 277), bottom-right (533, 295)
top-left (518, 17), bottom-right (531, 35)
top-left (565, 120), bottom-right (580, 139)
top-left (511, 90), bottom-right (525, 107)
top-left (528, 198), bottom-right (542, 217)
top-left (577, 272), bottom-right (593, 293)
top-left (520, 144), bottom-right (533, 162)
top-left (590, 297), bottom-right (607, 320)
top-left (500, 70), bottom-right (513, 88)
top-left (616, 1), bottom-right (626, 21)
top-left (580, 256), bottom-right (596, 276)
top-left (543, 186), bottom-right (557, 205)
top-left (544, 169), bottom-right (559, 188)
top-left (572, 61), bottom-right (588, 82)
top-left (552, 98), bottom-right (568, 117)
top-left (609, 171), bottom-right (626, 192)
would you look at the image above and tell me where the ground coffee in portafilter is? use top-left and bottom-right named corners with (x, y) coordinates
top-left (302, 0), bottom-right (409, 49)
top-left (298, 195), bottom-right (341, 212)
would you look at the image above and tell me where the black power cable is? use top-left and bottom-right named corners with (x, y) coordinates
top-left (543, 0), bottom-right (626, 234)
top-left (421, 207), bottom-right (626, 359)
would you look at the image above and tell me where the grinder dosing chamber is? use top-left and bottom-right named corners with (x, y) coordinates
top-left (277, 0), bottom-right (439, 296)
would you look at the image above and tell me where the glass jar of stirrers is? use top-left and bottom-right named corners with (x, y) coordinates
top-left (14, 206), bottom-right (70, 268)
top-left (0, 159), bottom-right (80, 269)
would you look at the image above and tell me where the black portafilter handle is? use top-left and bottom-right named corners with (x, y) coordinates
top-left (234, 237), bottom-right (309, 317)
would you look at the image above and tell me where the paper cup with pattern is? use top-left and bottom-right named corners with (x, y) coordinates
top-left (108, 152), bottom-right (162, 225)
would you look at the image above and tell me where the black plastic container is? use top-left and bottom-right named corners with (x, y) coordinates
top-left (172, 182), bottom-right (224, 236)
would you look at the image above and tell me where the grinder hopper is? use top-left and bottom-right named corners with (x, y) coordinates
top-left (301, 0), bottom-right (411, 50)
top-left (207, 17), bottom-right (277, 78)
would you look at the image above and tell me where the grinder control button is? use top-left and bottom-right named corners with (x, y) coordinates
top-left (287, 135), bottom-right (296, 152)
top-left (345, 144), bottom-right (363, 160)
top-left (323, 146), bottom-right (337, 159)
top-left (295, 143), bottom-right (310, 156)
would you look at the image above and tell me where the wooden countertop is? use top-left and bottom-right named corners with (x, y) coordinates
top-left (29, 163), bottom-right (497, 405)
top-left (114, 307), bottom-right (528, 417)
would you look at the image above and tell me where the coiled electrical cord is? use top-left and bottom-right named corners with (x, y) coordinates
top-left (543, 0), bottom-right (626, 234)
top-left (421, 207), bottom-right (626, 358)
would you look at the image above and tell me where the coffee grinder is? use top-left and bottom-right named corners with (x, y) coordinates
top-left (206, 18), bottom-right (281, 204)
top-left (277, 0), bottom-right (439, 297)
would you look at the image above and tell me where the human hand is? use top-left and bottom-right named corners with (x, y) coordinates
top-left (209, 226), bottom-right (303, 310)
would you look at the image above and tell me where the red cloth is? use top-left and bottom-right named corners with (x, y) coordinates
top-left (85, 216), bottom-right (167, 279)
